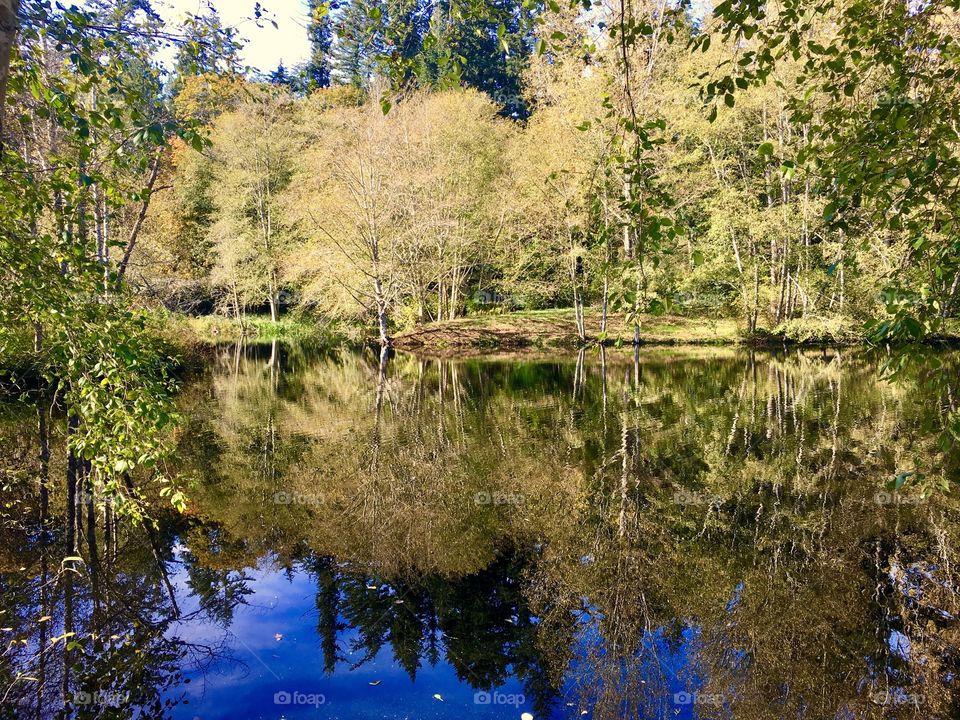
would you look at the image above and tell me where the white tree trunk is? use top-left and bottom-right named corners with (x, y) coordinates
top-left (0, 0), bottom-right (20, 145)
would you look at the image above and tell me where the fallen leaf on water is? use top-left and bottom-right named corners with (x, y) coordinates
top-left (433, 694), bottom-right (443, 701)
top-left (274, 633), bottom-right (283, 641)
top-left (368, 680), bottom-right (381, 686)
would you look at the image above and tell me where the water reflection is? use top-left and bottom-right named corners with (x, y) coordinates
top-left (1, 343), bottom-right (959, 718)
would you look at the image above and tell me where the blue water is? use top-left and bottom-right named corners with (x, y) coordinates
top-left (165, 552), bottom-right (732, 720)
top-left (168, 558), bottom-right (543, 719)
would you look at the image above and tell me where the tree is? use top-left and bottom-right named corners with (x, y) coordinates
top-left (418, 0), bottom-right (536, 116)
top-left (287, 89), bottom-right (508, 338)
top-left (306, 0), bottom-right (335, 88)
top-left (269, 60), bottom-right (289, 85)
top-left (392, 90), bottom-right (510, 322)
top-left (331, 0), bottom-right (384, 87)
top-left (0, 0), bottom-right (19, 140)
top-left (208, 91), bottom-right (299, 322)
top-left (506, 16), bottom-right (610, 336)
top-left (172, 4), bottom-right (241, 79)
top-left (293, 92), bottom-right (401, 344)
top-left (0, 1), bottom-right (236, 518)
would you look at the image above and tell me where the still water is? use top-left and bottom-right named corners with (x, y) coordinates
top-left (1, 343), bottom-right (959, 719)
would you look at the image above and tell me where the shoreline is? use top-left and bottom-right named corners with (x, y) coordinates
top-left (389, 309), bottom-right (836, 356)
top-left (162, 310), bottom-right (960, 359)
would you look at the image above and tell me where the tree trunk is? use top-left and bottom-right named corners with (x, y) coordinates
top-left (66, 415), bottom-right (79, 555)
top-left (601, 271), bottom-right (609, 336)
top-left (115, 150), bottom-right (162, 285)
top-left (268, 284), bottom-right (278, 322)
top-left (374, 275), bottom-right (390, 346)
top-left (85, 471), bottom-right (101, 623)
top-left (0, 0), bottom-right (19, 147)
top-left (569, 231), bottom-right (586, 344)
top-left (34, 324), bottom-right (50, 529)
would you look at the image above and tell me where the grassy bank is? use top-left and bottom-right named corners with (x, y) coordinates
top-left (392, 309), bottom-right (744, 354)
top-left (163, 309), bottom-right (960, 357)
top-left (171, 314), bottom-right (345, 346)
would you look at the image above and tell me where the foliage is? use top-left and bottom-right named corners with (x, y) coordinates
top-left (0, 1), bottom-right (233, 515)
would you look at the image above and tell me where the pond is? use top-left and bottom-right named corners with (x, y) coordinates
top-left (1, 343), bottom-right (959, 719)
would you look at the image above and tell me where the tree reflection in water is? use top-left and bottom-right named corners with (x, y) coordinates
top-left (1, 343), bottom-right (958, 718)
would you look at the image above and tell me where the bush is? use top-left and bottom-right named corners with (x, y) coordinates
top-left (773, 315), bottom-right (862, 345)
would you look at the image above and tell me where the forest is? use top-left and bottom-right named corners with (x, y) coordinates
top-left (121, 0), bottom-right (960, 351)
top-left (3, 0), bottom-right (956, 359)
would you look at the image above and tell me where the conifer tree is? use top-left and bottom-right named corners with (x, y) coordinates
top-left (330, 0), bottom-right (383, 87)
top-left (306, 0), bottom-right (334, 88)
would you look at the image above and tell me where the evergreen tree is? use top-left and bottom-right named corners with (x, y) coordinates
top-left (169, 5), bottom-right (242, 97)
top-left (307, 0), bottom-right (335, 88)
top-left (380, 0), bottom-right (432, 85)
top-left (330, 0), bottom-right (384, 87)
top-left (172, 6), bottom-right (241, 78)
top-left (268, 60), bottom-right (291, 86)
top-left (417, 0), bottom-right (536, 116)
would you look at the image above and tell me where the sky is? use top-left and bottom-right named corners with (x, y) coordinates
top-left (155, 0), bottom-right (313, 73)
